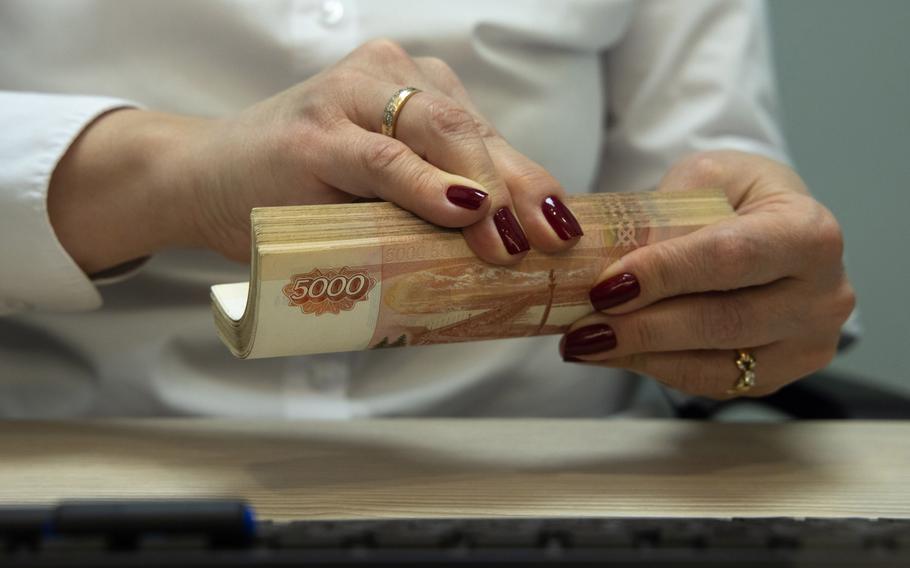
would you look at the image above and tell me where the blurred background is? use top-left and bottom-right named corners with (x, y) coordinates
top-left (767, 0), bottom-right (909, 395)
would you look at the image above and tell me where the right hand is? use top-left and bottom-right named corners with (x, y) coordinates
top-left (180, 39), bottom-right (583, 264)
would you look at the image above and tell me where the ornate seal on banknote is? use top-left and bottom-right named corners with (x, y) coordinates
top-left (282, 266), bottom-right (376, 316)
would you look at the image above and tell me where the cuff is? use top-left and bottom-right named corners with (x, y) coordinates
top-left (0, 92), bottom-right (139, 315)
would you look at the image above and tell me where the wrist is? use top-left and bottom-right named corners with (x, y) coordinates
top-left (131, 110), bottom-right (218, 250)
top-left (48, 108), bottom-right (215, 273)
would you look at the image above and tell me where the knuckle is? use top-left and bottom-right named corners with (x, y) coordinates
top-left (709, 229), bottom-right (757, 285)
top-left (677, 152), bottom-right (731, 185)
top-left (362, 138), bottom-right (410, 173)
top-left (419, 56), bottom-right (457, 80)
top-left (699, 296), bottom-right (748, 347)
top-left (803, 276), bottom-right (855, 334)
top-left (648, 244), bottom-right (688, 297)
top-left (426, 99), bottom-right (478, 139)
top-left (408, 164), bottom-right (441, 198)
top-left (830, 279), bottom-right (857, 324)
top-left (473, 121), bottom-right (498, 140)
top-left (361, 38), bottom-right (410, 61)
top-left (813, 208), bottom-right (846, 263)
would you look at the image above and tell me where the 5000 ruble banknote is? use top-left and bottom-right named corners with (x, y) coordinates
top-left (211, 191), bottom-right (732, 358)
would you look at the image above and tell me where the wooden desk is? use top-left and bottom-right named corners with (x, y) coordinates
top-left (0, 420), bottom-right (907, 521)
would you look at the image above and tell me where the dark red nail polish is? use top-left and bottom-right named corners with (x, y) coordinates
top-left (493, 207), bottom-right (530, 255)
top-left (541, 195), bottom-right (584, 240)
top-left (563, 323), bottom-right (617, 358)
top-left (446, 185), bottom-right (488, 210)
top-left (590, 273), bottom-right (640, 311)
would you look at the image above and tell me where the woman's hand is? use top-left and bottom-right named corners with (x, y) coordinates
top-left (49, 39), bottom-right (582, 274)
top-left (561, 151), bottom-right (856, 399)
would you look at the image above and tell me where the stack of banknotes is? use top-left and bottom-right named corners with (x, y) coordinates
top-left (211, 190), bottom-right (733, 358)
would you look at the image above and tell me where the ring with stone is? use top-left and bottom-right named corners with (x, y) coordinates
top-left (381, 86), bottom-right (421, 138)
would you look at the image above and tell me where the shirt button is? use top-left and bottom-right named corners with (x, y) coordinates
top-left (320, 0), bottom-right (345, 26)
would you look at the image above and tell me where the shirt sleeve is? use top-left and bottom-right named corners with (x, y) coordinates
top-left (599, 0), bottom-right (789, 194)
top-left (0, 91), bottom-right (137, 315)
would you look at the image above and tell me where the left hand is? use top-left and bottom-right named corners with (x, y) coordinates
top-left (561, 150), bottom-right (856, 399)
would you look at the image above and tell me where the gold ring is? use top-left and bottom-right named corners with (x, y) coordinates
top-left (381, 87), bottom-right (421, 138)
top-left (727, 349), bottom-right (757, 395)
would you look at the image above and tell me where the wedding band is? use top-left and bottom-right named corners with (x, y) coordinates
top-left (727, 349), bottom-right (757, 395)
top-left (381, 87), bottom-right (421, 138)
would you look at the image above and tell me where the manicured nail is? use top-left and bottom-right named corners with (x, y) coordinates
top-left (493, 207), bottom-right (530, 255)
top-left (541, 195), bottom-right (583, 240)
top-left (590, 273), bottom-right (640, 311)
top-left (563, 323), bottom-right (617, 358)
top-left (446, 185), bottom-right (488, 210)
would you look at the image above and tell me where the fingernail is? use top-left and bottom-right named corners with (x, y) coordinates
top-left (563, 323), bottom-right (617, 358)
top-left (446, 185), bottom-right (488, 210)
top-left (493, 207), bottom-right (530, 255)
top-left (541, 195), bottom-right (584, 240)
top-left (590, 273), bottom-right (640, 311)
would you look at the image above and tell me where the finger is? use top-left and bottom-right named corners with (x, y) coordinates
top-left (576, 339), bottom-right (837, 400)
top-left (413, 59), bottom-right (582, 254)
top-left (380, 87), bottom-right (529, 264)
top-left (339, 44), bottom-right (559, 262)
top-left (563, 278), bottom-right (808, 360)
top-left (340, 52), bottom-right (530, 263)
top-left (486, 138), bottom-right (584, 252)
top-left (313, 121), bottom-right (490, 228)
top-left (587, 212), bottom-right (817, 315)
top-left (341, 59), bottom-right (530, 263)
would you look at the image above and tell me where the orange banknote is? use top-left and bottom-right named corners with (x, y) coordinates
top-left (212, 191), bottom-right (732, 358)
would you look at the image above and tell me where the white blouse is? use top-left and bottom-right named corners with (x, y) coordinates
top-left (0, 0), bottom-right (787, 418)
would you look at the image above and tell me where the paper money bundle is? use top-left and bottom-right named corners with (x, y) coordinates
top-left (211, 191), bottom-right (733, 358)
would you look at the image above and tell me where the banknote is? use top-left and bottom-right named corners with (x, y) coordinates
top-left (211, 191), bottom-right (733, 358)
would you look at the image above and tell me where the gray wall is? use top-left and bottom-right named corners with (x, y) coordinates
top-left (767, 0), bottom-right (910, 393)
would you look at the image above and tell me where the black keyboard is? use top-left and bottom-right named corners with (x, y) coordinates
top-left (3, 501), bottom-right (909, 566)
